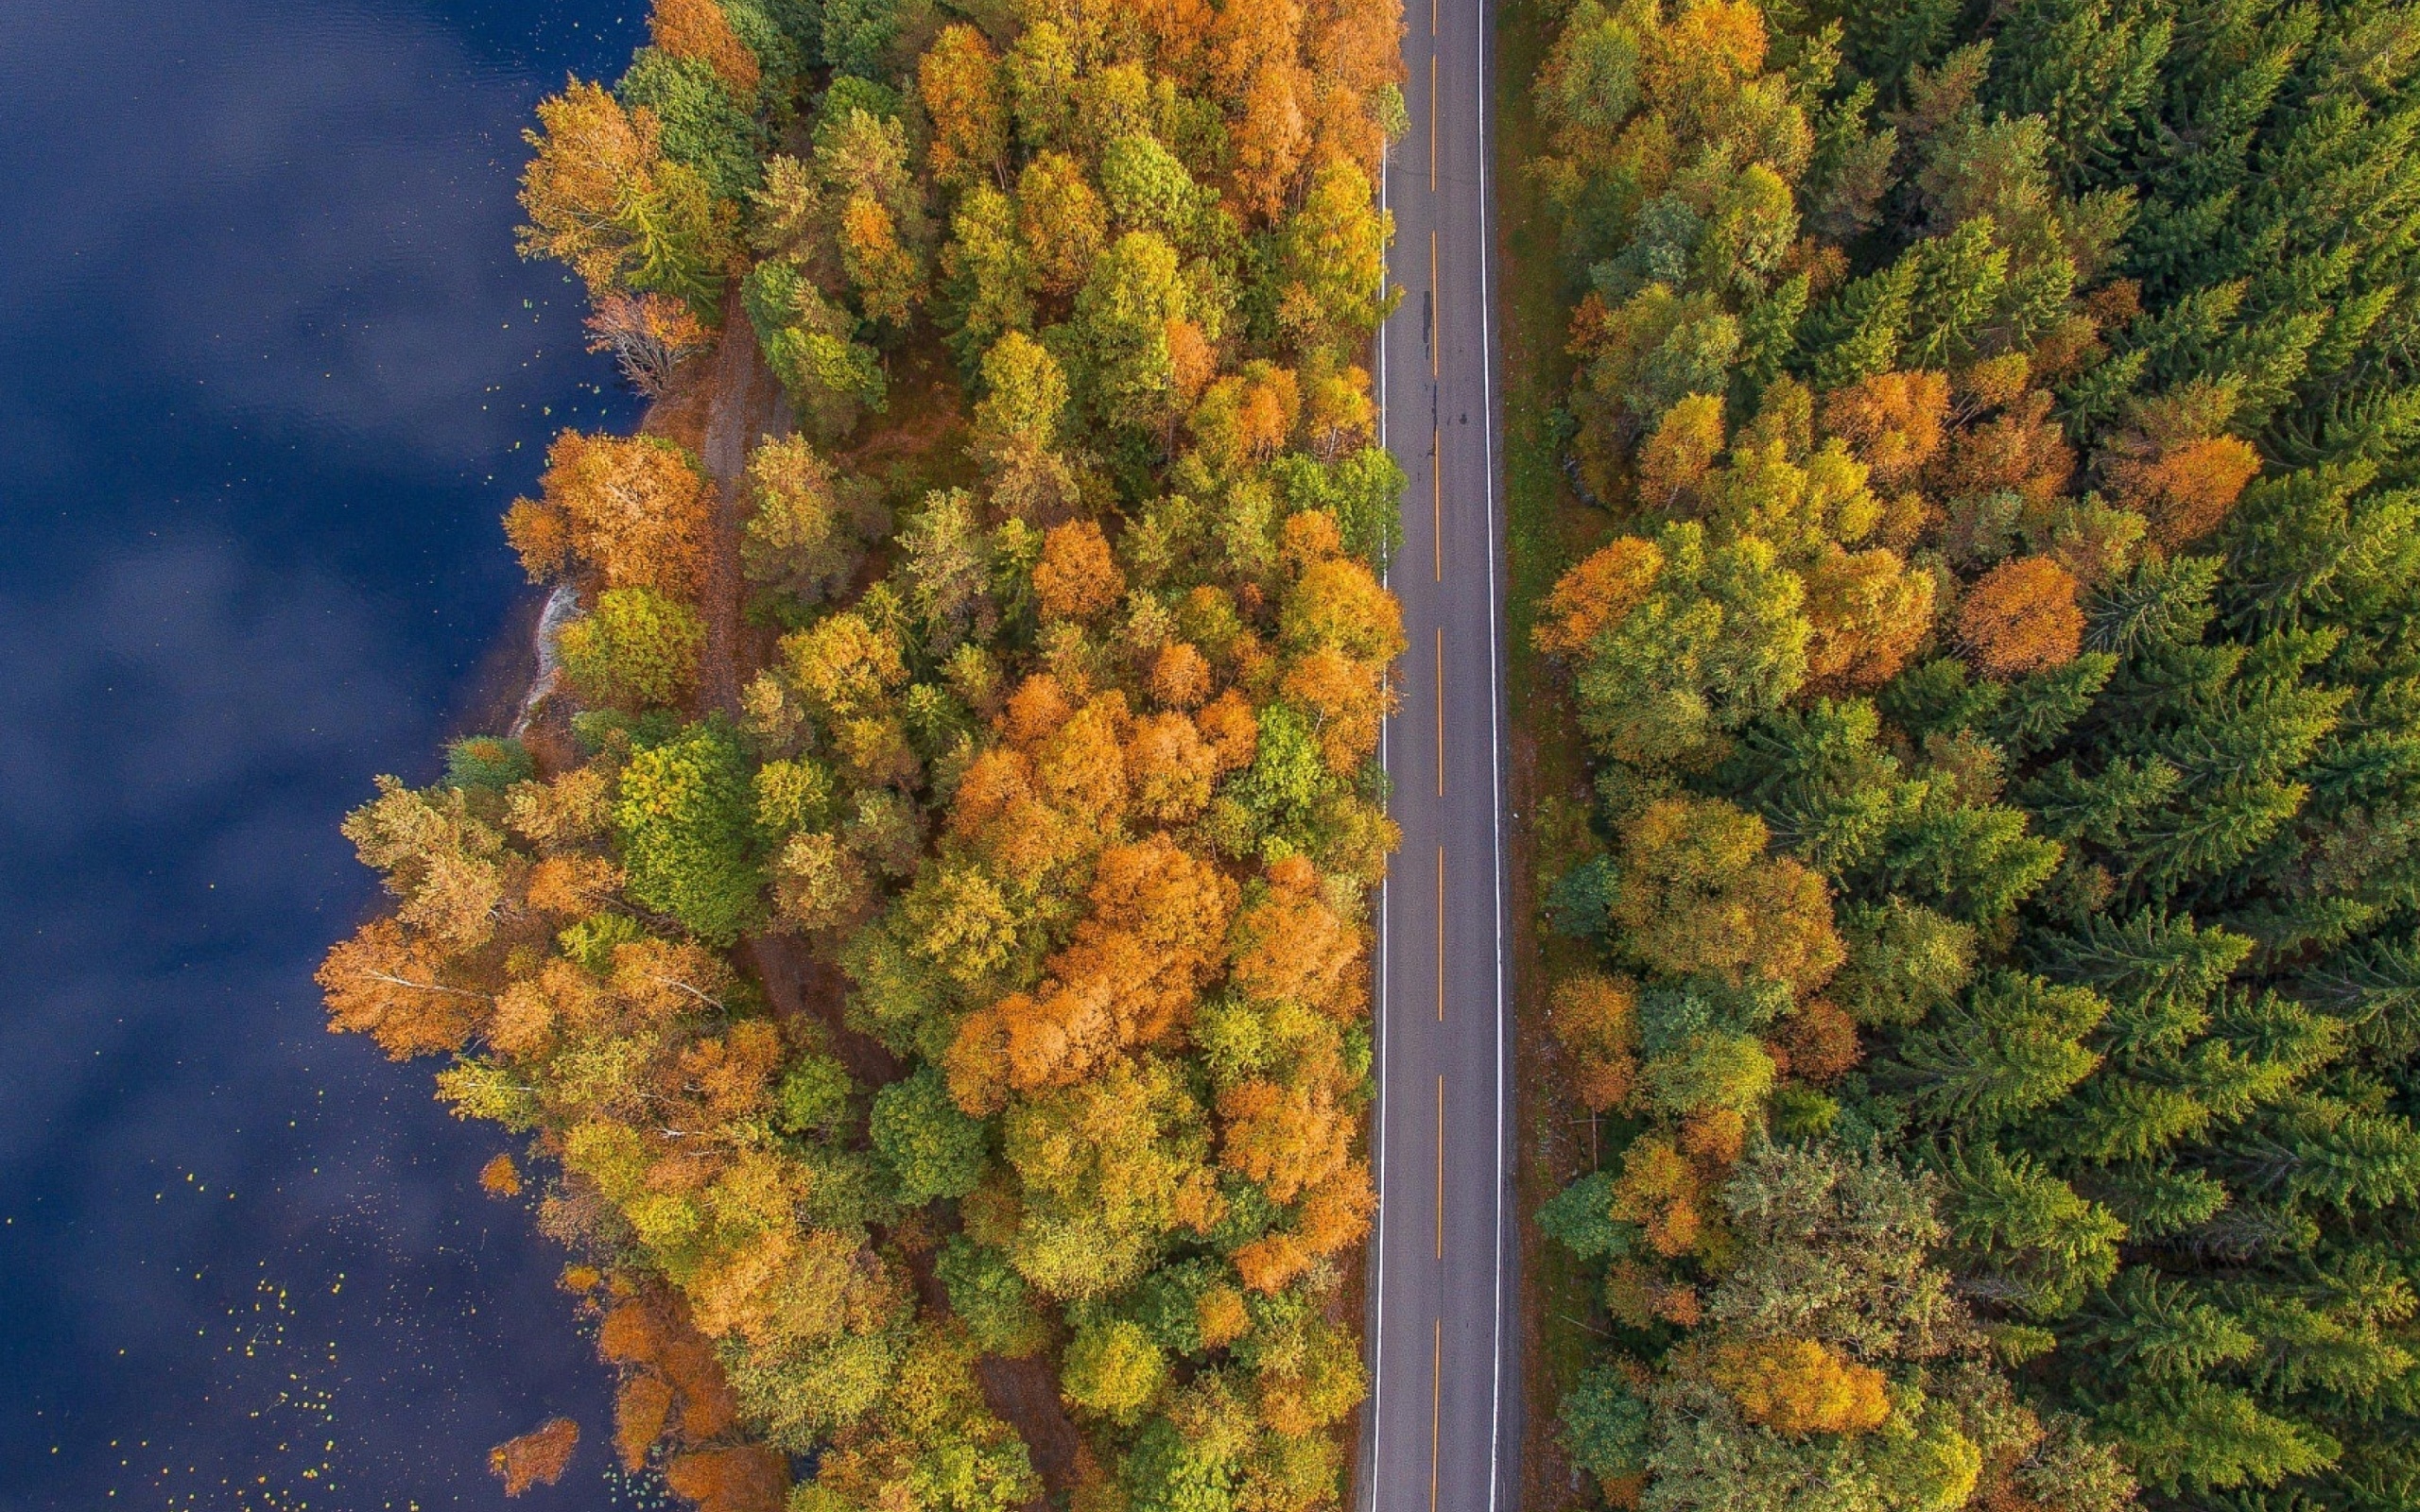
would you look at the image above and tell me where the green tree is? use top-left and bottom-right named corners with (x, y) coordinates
top-left (1073, 231), bottom-right (1189, 429)
top-left (614, 717), bottom-right (766, 944)
top-left (2099, 1381), bottom-right (2338, 1496)
top-left (1562, 1363), bottom-right (1651, 1496)
top-left (746, 258), bottom-right (887, 440)
top-left (1832, 900), bottom-right (1976, 1025)
top-left (1121, 1414), bottom-right (1239, 1512)
top-left (938, 184), bottom-right (1035, 366)
top-left (775, 1052), bottom-right (855, 1138)
top-left (821, 0), bottom-right (900, 79)
top-left (871, 1067), bottom-right (988, 1205)
top-left (1538, 1169), bottom-right (1631, 1260)
top-left (1062, 1316), bottom-right (1168, 1425)
top-left (619, 46), bottom-right (765, 202)
top-left (2072, 1268), bottom-right (2256, 1383)
top-left (1101, 133), bottom-right (1202, 241)
top-left (936, 1236), bottom-right (1049, 1357)
top-left (1572, 523), bottom-right (1812, 770)
top-left (1935, 1142), bottom-right (2124, 1319)
top-left (562, 586), bottom-right (704, 711)
top-left (1887, 971), bottom-right (2109, 1129)
top-left (444, 734), bottom-right (534, 792)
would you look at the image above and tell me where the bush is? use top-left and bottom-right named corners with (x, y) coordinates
top-left (444, 735), bottom-right (534, 791)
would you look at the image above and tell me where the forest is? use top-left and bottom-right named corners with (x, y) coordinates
top-left (1519, 0), bottom-right (2420, 1506)
top-left (319, 0), bottom-right (1409, 1507)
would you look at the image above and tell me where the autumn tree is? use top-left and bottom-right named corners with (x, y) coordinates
top-left (1800, 542), bottom-right (1934, 689)
top-left (1020, 152), bottom-right (1109, 299)
top-left (650, 0), bottom-right (760, 97)
top-left (741, 434), bottom-right (861, 602)
top-left (585, 289), bottom-right (715, 394)
top-left (1708, 1340), bottom-right (1889, 1435)
top-left (1610, 797), bottom-right (1842, 996)
top-left (1034, 519), bottom-right (1126, 622)
top-left (919, 24), bottom-right (1007, 191)
top-left (505, 430), bottom-right (714, 599)
top-left (1956, 556), bottom-right (2082, 678)
top-left (490, 1417), bottom-right (579, 1496)
top-left (1535, 536), bottom-right (1665, 659)
top-left (2099, 381), bottom-right (2261, 549)
top-left (1550, 972), bottom-right (1640, 1110)
top-left (518, 80), bottom-right (726, 311)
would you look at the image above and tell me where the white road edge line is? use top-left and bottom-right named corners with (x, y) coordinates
top-left (1368, 108), bottom-right (1392, 1512)
top-left (1475, 0), bottom-right (1511, 1505)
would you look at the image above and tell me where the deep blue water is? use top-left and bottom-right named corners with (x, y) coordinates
top-left (0, 3), bottom-right (662, 1505)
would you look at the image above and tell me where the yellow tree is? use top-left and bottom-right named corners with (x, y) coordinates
top-left (1801, 542), bottom-right (1935, 690)
top-left (504, 431), bottom-right (715, 599)
top-left (1019, 152), bottom-right (1109, 297)
top-left (517, 81), bottom-right (660, 295)
top-left (1709, 1340), bottom-right (1890, 1435)
top-left (1549, 973), bottom-right (1638, 1112)
top-left (517, 80), bottom-right (724, 310)
top-left (1820, 369), bottom-right (1948, 488)
top-left (840, 195), bottom-right (925, 328)
top-left (919, 24), bottom-right (1008, 190)
top-left (1610, 797), bottom-right (1842, 996)
top-left (1637, 395), bottom-right (1728, 512)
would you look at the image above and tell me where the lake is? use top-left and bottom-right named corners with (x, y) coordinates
top-left (0, 1), bottom-right (661, 1504)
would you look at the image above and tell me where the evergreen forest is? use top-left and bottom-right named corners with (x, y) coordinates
top-left (1523, 0), bottom-right (2420, 1506)
top-left (319, 0), bottom-right (1409, 1506)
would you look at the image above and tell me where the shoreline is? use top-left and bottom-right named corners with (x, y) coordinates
top-left (442, 579), bottom-right (551, 749)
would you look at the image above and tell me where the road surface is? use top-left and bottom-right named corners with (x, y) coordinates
top-left (1363, 0), bottom-right (1517, 1508)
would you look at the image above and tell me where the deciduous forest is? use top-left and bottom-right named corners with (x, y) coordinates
top-left (1522, 0), bottom-right (2420, 1506)
top-left (320, 1), bottom-right (1409, 1506)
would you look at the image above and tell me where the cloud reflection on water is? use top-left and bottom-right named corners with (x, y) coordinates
top-left (0, 0), bottom-right (639, 1504)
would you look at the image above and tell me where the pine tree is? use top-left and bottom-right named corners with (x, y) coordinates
top-left (1984, 0), bottom-right (2172, 185)
top-left (2075, 1267), bottom-right (2257, 1382)
top-left (1888, 971), bottom-right (2109, 1127)
top-left (1936, 1141), bottom-right (2125, 1318)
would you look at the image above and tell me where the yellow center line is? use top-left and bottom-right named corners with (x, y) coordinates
top-left (1428, 52), bottom-right (1438, 193)
top-left (1435, 1075), bottom-right (1446, 1259)
top-left (1435, 848), bottom-right (1446, 1022)
top-left (1435, 627), bottom-right (1445, 798)
top-left (1429, 1316), bottom-right (1443, 1511)
top-left (1431, 427), bottom-right (1442, 582)
top-left (1432, 0), bottom-right (1438, 37)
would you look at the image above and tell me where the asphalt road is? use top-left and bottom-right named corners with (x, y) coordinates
top-left (1361, 0), bottom-right (1518, 1508)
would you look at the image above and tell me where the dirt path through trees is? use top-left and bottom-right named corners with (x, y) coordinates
top-left (688, 301), bottom-right (1074, 1511)
top-left (694, 287), bottom-right (779, 720)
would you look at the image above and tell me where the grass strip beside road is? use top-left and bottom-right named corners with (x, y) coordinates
top-left (1493, 1), bottom-right (1621, 1505)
